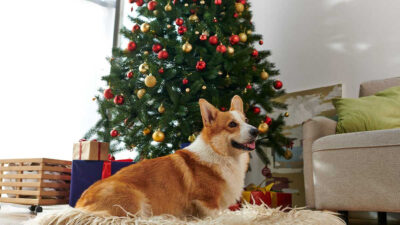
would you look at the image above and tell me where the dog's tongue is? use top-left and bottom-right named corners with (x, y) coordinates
top-left (245, 141), bottom-right (256, 149)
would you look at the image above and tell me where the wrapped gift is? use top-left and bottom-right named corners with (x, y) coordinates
top-left (69, 159), bottom-right (134, 207)
top-left (240, 183), bottom-right (292, 208)
top-left (73, 139), bottom-right (109, 160)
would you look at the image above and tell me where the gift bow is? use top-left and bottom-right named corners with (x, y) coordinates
top-left (101, 156), bottom-right (133, 179)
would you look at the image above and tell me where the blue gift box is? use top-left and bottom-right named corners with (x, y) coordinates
top-left (69, 160), bottom-right (134, 207)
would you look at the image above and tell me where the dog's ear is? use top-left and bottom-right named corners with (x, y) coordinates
top-left (199, 99), bottom-right (218, 127)
top-left (230, 95), bottom-right (244, 113)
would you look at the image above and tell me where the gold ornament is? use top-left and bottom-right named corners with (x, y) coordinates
top-left (184, 3), bottom-right (189, 7)
top-left (139, 62), bottom-right (149, 73)
top-left (239, 33), bottom-right (247, 42)
top-left (167, 24), bottom-right (172, 29)
top-left (218, 71), bottom-right (223, 75)
top-left (202, 85), bottom-right (207, 90)
top-left (284, 112), bottom-right (289, 117)
top-left (152, 129), bottom-right (165, 142)
top-left (195, 31), bottom-right (200, 35)
top-left (92, 97), bottom-right (96, 101)
top-left (182, 41), bottom-right (193, 53)
top-left (261, 70), bottom-right (269, 80)
top-left (258, 122), bottom-right (269, 133)
top-left (144, 74), bottom-right (157, 87)
top-left (143, 127), bottom-right (151, 135)
top-left (189, 14), bottom-right (199, 22)
top-left (227, 46), bottom-right (235, 55)
top-left (137, 89), bottom-right (146, 99)
top-left (188, 134), bottom-right (196, 142)
top-left (158, 104), bottom-right (165, 113)
top-left (185, 88), bottom-right (190, 93)
top-left (140, 23), bottom-right (150, 33)
top-left (200, 0), bottom-right (205, 4)
top-left (247, 30), bottom-right (252, 35)
top-left (235, 3), bottom-right (245, 12)
top-left (164, 3), bottom-right (172, 11)
top-left (123, 48), bottom-right (129, 54)
top-left (144, 51), bottom-right (149, 56)
top-left (284, 149), bottom-right (293, 160)
top-left (153, 10), bottom-right (159, 16)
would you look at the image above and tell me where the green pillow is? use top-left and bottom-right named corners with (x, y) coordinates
top-left (333, 86), bottom-right (400, 133)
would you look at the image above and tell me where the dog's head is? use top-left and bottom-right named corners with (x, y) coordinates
top-left (199, 95), bottom-right (258, 156)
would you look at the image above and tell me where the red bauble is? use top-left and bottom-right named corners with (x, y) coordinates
top-left (131, 6), bottom-right (134, 11)
top-left (182, 78), bottom-right (189, 85)
top-left (178, 26), bottom-right (187, 35)
top-left (216, 44), bottom-right (226, 53)
top-left (159, 67), bottom-right (165, 74)
top-left (246, 84), bottom-right (252, 89)
top-left (220, 107), bottom-right (227, 111)
top-left (265, 116), bottom-right (272, 125)
top-left (196, 60), bottom-right (206, 71)
top-left (252, 49), bottom-right (259, 57)
top-left (253, 107), bottom-right (261, 114)
top-left (127, 71), bottom-right (133, 79)
top-left (215, 0), bottom-right (222, 5)
top-left (129, 0), bottom-right (135, 3)
top-left (152, 43), bottom-right (162, 53)
top-left (114, 95), bottom-right (125, 105)
top-left (127, 41), bottom-right (137, 51)
top-left (147, 0), bottom-right (157, 10)
top-left (110, 129), bottom-right (119, 137)
top-left (209, 35), bottom-right (218, 45)
top-left (175, 18), bottom-right (184, 26)
top-left (190, 9), bottom-right (196, 14)
top-left (259, 40), bottom-right (264, 45)
top-left (158, 50), bottom-right (169, 59)
top-left (136, 0), bottom-right (144, 6)
top-left (233, 13), bottom-right (238, 18)
top-left (274, 80), bottom-right (283, 90)
top-left (237, 0), bottom-right (246, 4)
top-left (213, 18), bottom-right (218, 23)
top-left (230, 35), bottom-right (240, 45)
top-left (103, 88), bottom-right (114, 100)
top-left (132, 24), bottom-right (140, 31)
top-left (200, 34), bottom-right (208, 41)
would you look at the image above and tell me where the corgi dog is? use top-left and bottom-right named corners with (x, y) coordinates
top-left (75, 95), bottom-right (259, 218)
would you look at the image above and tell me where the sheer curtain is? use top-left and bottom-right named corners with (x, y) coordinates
top-left (0, 0), bottom-right (115, 159)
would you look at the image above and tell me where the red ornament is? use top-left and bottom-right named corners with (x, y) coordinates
top-left (127, 71), bottom-right (133, 79)
top-left (246, 83), bottom-right (252, 89)
top-left (136, 0), bottom-right (144, 6)
top-left (252, 49), bottom-right (259, 57)
top-left (209, 35), bottom-right (218, 45)
top-left (103, 88), bottom-right (114, 100)
top-left (230, 35), bottom-right (240, 45)
top-left (175, 18), bottom-right (184, 26)
top-left (110, 129), bottom-right (119, 137)
top-left (173, 0), bottom-right (177, 4)
top-left (190, 9), bottom-right (196, 14)
top-left (196, 60), bottom-right (206, 71)
top-left (158, 49), bottom-right (169, 59)
top-left (213, 18), bottom-right (218, 23)
top-left (152, 43), bottom-right (162, 53)
top-left (259, 40), bottom-right (264, 45)
top-left (220, 107), bottom-right (227, 111)
top-left (265, 116), bottom-right (272, 125)
top-left (253, 107), bottom-right (261, 114)
top-left (274, 80), bottom-right (283, 90)
top-left (114, 95), bottom-right (125, 105)
top-left (182, 78), bottom-right (189, 85)
top-left (133, 25), bottom-right (140, 32)
top-left (216, 44), bottom-right (226, 53)
top-left (237, 0), bottom-right (246, 4)
top-left (200, 34), bottom-right (208, 41)
top-left (158, 67), bottom-right (165, 74)
top-left (129, 0), bottom-right (135, 3)
top-left (127, 41), bottom-right (137, 51)
top-left (147, 0), bottom-right (157, 10)
top-left (233, 13), bottom-right (238, 18)
top-left (215, 0), bottom-right (222, 5)
top-left (178, 26), bottom-right (187, 35)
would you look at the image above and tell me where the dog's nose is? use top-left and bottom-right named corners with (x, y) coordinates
top-left (249, 128), bottom-right (259, 137)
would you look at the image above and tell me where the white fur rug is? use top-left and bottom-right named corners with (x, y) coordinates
top-left (25, 204), bottom-right (345, 225)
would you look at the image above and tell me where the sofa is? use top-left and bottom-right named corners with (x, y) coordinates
top-left (302, 77), bottom-right (400, 221)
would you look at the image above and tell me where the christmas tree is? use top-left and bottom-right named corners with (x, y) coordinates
top-left (86, 0), bottom-right (290, 164)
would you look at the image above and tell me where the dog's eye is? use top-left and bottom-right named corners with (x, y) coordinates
top-left (228, 121), bottom-right (237, 128)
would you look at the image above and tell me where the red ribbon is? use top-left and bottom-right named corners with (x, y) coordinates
top-left (78, 139), bottom-right (101, 160)
top-left (101, 157), bottom-right (133, 179)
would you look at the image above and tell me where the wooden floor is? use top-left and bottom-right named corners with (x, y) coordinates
top-left (0, 203), bottom-right (398, 225)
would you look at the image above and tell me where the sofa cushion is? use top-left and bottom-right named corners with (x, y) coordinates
top-left (333, 86), bottom-right (400, 133)
top-left (359, 77), bottom-right (400, 97)
top-left (313, 128), bottom-right (400, 152)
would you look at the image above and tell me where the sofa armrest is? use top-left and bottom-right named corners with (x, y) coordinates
top-left (302, 116), bottom-right (337, 208)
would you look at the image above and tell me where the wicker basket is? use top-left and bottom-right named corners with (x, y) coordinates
top-left (0, 158), bottom-right (71, 206)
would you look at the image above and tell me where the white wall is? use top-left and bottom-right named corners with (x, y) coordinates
top-left (0, 0), bottom-right (114, 160)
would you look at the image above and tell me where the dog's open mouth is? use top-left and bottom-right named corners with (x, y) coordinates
top-left (231, 140), bottom-right (256, 151)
